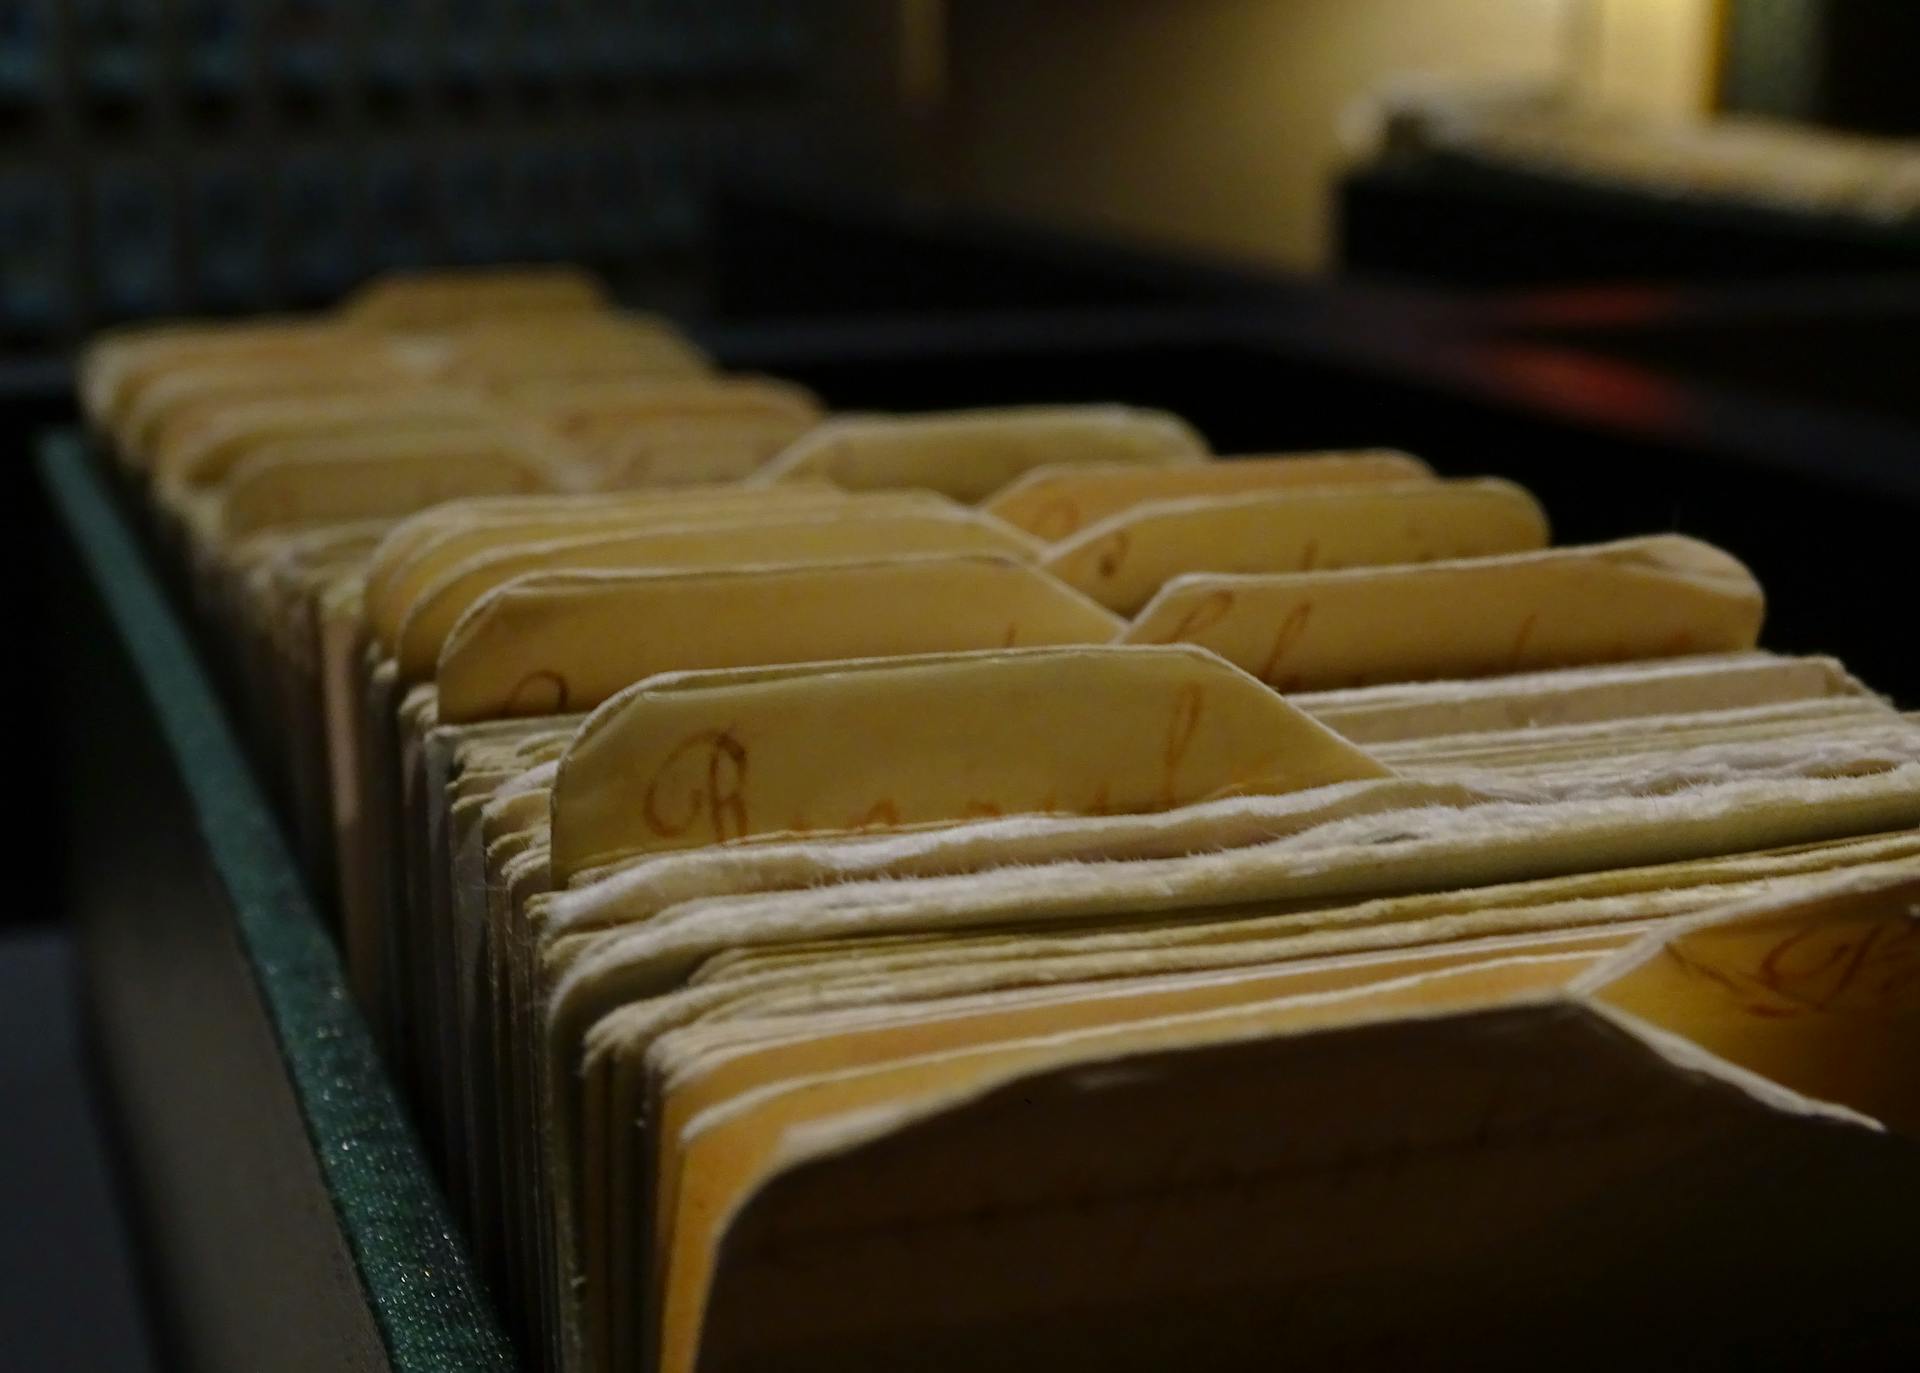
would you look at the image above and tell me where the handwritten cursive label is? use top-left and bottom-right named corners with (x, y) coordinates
top-left (1149, 588), bottom-right (1236, 644)
top-left (1026, 495), bottom-right (1083, 541)
top-left (642, 728), bottom-right (749, 842)
top-left (506, 669), bottom-right (570, 715)
top-left (1160, 683), bottom-right (1204, 807)
top-left (1258, 601), bottom-right (1315, 692)
top-left (1670, 915), bottom-right (1920, 1017)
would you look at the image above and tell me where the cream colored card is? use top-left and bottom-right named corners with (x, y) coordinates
top-left (752, 405), bottom-right (1207, 500)
top-left (1043, 478), bottom-right (1549, 614)
top-left (1126, 535), bottom-right (1765, 690)
top-left (551, 645), bottom-right (1389, 878)
top-left (432, 557), bottom-right (1124, 723)
top-left (984, 450), bottom-right (1435, 538)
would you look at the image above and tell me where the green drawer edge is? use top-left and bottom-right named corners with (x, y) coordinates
top-left (39, 432), bottom-right (516, 1373)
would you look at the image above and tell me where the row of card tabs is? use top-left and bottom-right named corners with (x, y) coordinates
top-left (82, 266), bottom-right (1919, 1373)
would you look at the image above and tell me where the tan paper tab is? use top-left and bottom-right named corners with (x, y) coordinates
top-left (509, 376), bottom-right (823, 486)
top-left (1125, 535), bottom-right (1765, 691)
top-left (392, 509), bottom-right (1045, 682)
top-left (505, 376), bottom-right (823, 449)
top-left (588, 417), bottom-right (833, 488)
top-left (985, 450), bottom-right (1436, 539)
top-left (426, 315), bottom-right (713, 384)
top-left (552, 644), bottom-right (1390, 878)
top-left (752, 405), bottom-right (1208, 501)
top-left (153, 392), bottom-right (504, 491)
top-left (87, 321), bottom-right (358, 446)
top-left (1045, 478), bottom-right (1550, 614)
top-left (435, 555), bottom-right (1124, 724)
top-left (1592, 868), bottom-right (1920, 1135)
top-left (337, 264), bottom-right (610, 327)
top-left (121, 354), bottom-right (417, 462)
top-left (219, 435), bottom-right (566, 536)
top-left (363, 487), bottom-right (923, 654)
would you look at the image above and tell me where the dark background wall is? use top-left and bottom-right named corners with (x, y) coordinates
top-left (1724, 0), bottom-right (1920, 135)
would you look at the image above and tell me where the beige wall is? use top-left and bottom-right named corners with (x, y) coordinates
top-left (1578, 0), bottom-right (1723, 118)
top-left (930, 0), bottom-right (1720, 270)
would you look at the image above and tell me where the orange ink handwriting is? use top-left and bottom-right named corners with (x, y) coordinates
top-left (506, 669), bottom-right (570, 715)
top-left (642, 729), bottom-right (749, 841)
top-left (1257, 601), bottom-right (1314, 690)
top-left (1028, 496), bottom-right (1082, 542)
top-left (1757, 918), bottom-right (1918, 1013)
top-left (1667, 915), bottom-right (1920, 1017)
top-left (1507, 613), bottom-right (1539, 670)
top-left (1150, 588), bottom-right (1236, 644)
top-left (1160, 682), bottom-right (1204, 806)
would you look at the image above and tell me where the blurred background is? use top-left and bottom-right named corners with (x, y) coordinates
top-left (12, 0), bottom-right (1920, 714)
top-left (8, 4), bottom-right (1920, 1369)
top-left (0, 0), bottom-right (1916, 337)
top-left (2, 2), bottom-right (1918, 439)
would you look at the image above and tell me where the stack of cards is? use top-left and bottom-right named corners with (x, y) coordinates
top-left (81, 267), bottom-right (1919, 1373)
